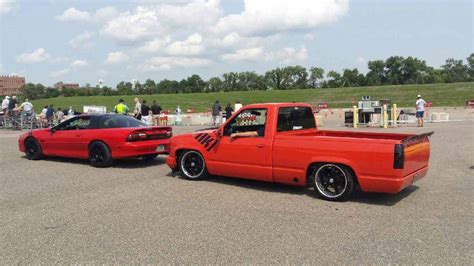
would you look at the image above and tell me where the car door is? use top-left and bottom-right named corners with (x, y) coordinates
top-left (208, 108), bottom-right (273, 181)
top-left (47, 116), bottom-right (92, 158)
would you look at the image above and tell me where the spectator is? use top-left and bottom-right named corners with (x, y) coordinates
top-left (7, 95), bottom-right (18, 116)
top-left (18, 99), bottom-right (33, 115)
top-left (175, 105), bottom-right (182, 126)
top-left (67, 106), bottom-right (75, 117)
top-left (114, 99), bottom-right (129, 115)
top-left (56, 107), bottom-right (65, 122)
top-left (46, 105), bottom-right (55, 126)
top-left (151, 100), bottom-right (162, 126)
top-left (415, 95), bottom-right (427, 127)
top-left (2, 96), bottom-right (9, 114)
top-left (133, 97), bottom-right (142, 120)
top-left (212, 100), bottom-right (222, 126)
top-left (141, 100), bottom-right (151, 125)
top-left (225, 103), bottom-right (233, 120)
top-left (234, 100), bottom-right (243, 112)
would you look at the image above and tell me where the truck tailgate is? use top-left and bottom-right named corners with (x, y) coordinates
top-left (395, 132), bottom-right (434, 177)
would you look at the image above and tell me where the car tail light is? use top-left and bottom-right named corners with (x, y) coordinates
top-left (126, 132), bottom-right (148, 142)
top-left (393, 144), bottom-right (405, 169)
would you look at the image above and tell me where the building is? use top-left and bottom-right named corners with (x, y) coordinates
top-left (0, 75), bottom-right (26, 96)
top-left (54, 82), bottom-right (80, 90)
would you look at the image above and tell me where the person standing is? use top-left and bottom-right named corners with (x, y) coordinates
top-left (175, 105), bottom-right (182, 126)
top-left (212, 100), bottom-right (222, 126)
top-left (7, 95), bottom-right (18, 116)
top-left (56, 107), bottom-right (65, 122)
top-left (141, 100), bottom-right (151, 125)
top-left (415, 95), bottom-right (427, 127)
top-left (133, 97), bottom-right (142, 120)
top-left (151, 100), bottom-right (162, 126)
top-left (114, 99), bottom-right (129, 115)
top-left (18, 99), bottom-right (33, 115)
top-left (46, 104), bottom-right (55, 126)
top-left (2, 96), bottom-right (10, 114)
top-left (234, 100), bottom-right (243, 112)
top-left (225, 103), bottom-right (233, 120)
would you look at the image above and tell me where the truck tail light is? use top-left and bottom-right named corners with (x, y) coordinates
top-left (393, 144), bottom-right (405, 169)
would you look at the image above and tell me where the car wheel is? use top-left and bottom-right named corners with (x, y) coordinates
top-left (25, 138), bottom-right (43, 160)
top-left (178, 150), bottom-right (208, 180)
top-left (311, 163), bottom-right (355, 201)
top-left (142, 154), bottom-right (158, 162)
top-left (89, 141), bottom-right (113, 168)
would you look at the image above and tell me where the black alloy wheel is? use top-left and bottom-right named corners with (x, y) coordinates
top-left (312, 164), bottom-right (355, 201)
top-left (179, 150), bottom-right (208, 180)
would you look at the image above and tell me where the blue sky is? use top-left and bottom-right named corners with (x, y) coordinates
top-left (0, 0), bottom-right (472, 87)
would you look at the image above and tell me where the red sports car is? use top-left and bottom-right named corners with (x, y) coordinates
top-left (18, 114), bottom-right (172, 167)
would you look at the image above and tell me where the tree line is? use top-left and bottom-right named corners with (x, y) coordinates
top-left (21, 53), bottom-right (474, 100)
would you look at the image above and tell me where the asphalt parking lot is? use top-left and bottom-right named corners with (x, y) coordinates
top-left (1, 122), bottom-right (473, 264)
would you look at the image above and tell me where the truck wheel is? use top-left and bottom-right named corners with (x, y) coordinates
top-left (25, 138), bottom-right (43, 160)
top-left (89, 141), bottom-right (113, 168)
top-left (178, 150), bottom-right (208, 180)
top-left (311, 164), bottom-right (354, 201)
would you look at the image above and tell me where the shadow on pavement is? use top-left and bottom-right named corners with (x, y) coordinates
top-left (20, 155), bottom-right (167, 169)
top-left (169, 172), bottom-right (419, 206)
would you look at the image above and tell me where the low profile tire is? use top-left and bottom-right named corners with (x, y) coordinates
top-left (89, 141), bottom-right (113, 168)
top-left (25, 138), bottom-right (43, 160)
top-left (178, 150), bottom-right (208, 180)
top-left (311, 163), bottom-right (355, 201)
top-left (142, 154), bottom-right (158, 162)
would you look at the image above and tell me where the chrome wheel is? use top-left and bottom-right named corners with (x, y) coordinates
top-left (314, 164), bottom-right (348, 199)
top-left (180, 151), bottom-right (206, 179)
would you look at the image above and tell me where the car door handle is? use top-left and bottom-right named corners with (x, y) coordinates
top-left (256, 144), bottom-right (265, 149)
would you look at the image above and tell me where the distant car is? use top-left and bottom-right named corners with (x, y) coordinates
top-left (18, 114), bottom-right (172, 167)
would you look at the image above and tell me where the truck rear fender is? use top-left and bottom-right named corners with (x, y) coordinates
top-left (306, 158), bottom-right (361, 186)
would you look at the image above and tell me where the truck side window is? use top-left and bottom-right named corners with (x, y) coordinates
top-left (277, 107), bottom-right (316, 132)
top-left (224, 109), bottom-right (267, 136)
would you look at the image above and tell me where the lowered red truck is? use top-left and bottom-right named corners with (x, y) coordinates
top-left (166, 103), bottom-right (433, 201)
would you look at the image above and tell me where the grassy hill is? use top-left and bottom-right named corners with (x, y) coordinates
top-left (31, 82), bottom-right (474, 113)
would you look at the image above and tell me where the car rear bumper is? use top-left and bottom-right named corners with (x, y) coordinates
top-left (114, 139), bottom-right (170, 159)
top-left (358, 166), bottom-right (428, 193)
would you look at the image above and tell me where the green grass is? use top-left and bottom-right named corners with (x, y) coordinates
top-left (31, 82), bottom-right (474, 113)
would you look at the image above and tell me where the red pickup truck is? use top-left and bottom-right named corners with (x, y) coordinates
top-left (166, 103), bottom-right (433, 201)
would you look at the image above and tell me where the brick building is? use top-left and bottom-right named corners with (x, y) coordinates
top-left (54, 82), bottom-right (80, 90)
top-left (0, 75), bottom-right (26, 96)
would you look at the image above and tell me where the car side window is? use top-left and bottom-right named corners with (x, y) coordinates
top-left (224, 109), bottom-right (267, 137)
top-left (57, 117), bottom-right (91, 130)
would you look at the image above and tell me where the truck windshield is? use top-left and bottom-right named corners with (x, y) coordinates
top-left (277, 107), bottom-right (316, 132)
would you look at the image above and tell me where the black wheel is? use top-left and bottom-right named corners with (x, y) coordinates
top-left (142, 154), bottom-right (158, 162)
top-left (89, 141), bottom-right (113, 168)
top-left (25, 138), bottom-right (43, 160)
top-left (311, 164), bottom-right (355, 201)
top-left (178, 150), bottom-right (208, 180)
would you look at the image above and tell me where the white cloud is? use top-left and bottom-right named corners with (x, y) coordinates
top-left (214, 0), bottom-right (349, 36)
top-left (138, 36), bottom-right (172, 53)
top-left (166, 33), bottom-right (204, 56)
top-left (0, 0), bottom-right (16, 14)
top-left (55, 7), bottom-right (91, 22)
top-left (139, 56), bottom-right (211, 71)
top-left (69, 31), bottom-right (95, 49)
top-left (70, 59), bottom-right (88, 69)
top-left (304, 33), bottom-right (315, 41)
top-left (265, 47), bottom-right (308, 64)
top-left (50, 68), bottom-right (70, 78)
top-left (101, 1), bottom-right (222, 43)
top-left (105, 51), bottom-right (129, 64)
top-left (16, 48), bottom-right (51, 63)
top-left (94, 6), bottom-right (119, 22)
top-left (221, 47), bottom-right (264, 63)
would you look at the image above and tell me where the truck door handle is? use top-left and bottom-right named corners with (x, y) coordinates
top-left (256, 144), bottom-right (265, 149)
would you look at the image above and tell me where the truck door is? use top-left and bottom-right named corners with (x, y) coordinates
top-left (208, 108), bottom-right (273, 181)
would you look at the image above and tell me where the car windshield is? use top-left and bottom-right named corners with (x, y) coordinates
top-left (98, 115), bottom-right (147, 128)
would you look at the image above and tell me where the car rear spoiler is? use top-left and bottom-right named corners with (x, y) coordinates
top-left (402, 131), bottom-right (434, 147)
